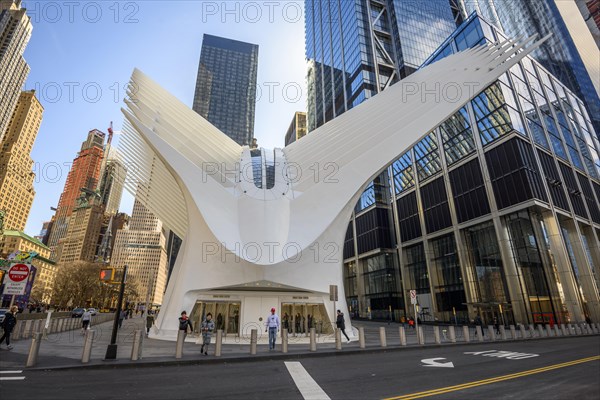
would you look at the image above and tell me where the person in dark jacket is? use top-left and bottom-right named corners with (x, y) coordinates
top-left (0, 306), bottom-right (19, 350)
top-left (336, 310), bottom-right (350, 342)
top-left (179, 311), bottom-right (193, 333)
top-left (146, 311), bottom-right (155, 336)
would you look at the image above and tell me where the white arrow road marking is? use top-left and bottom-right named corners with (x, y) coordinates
top-left (421, 358), bottom-right (455, 368)
top-left (0, 370), bottom-right (25, 381)
top-left (285, 361), bottom-right (331, 400)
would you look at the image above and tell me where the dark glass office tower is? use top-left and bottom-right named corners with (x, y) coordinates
top-left (193, 34), bottom-right (259, 146)
top-left (305, 0), bottom-right (457, 131)
top-left (305, 0), bottom-right (458, 319)
top-left (459, 0), bottom-right (600, 137)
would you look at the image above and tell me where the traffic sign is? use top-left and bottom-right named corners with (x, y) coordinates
top-left (3, 263), bottom-right (31, 295)
top-left (9, 264), bottom-right (29, 282)
top-left (100, 268), bottom-right (115, 282)
top-left (410, 289), bottom-right (417, 305)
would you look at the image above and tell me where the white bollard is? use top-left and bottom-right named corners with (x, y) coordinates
top-left (529, 324), bottom-right (536, 338)
top-left (130, 330), bottom-right (143, 361)
top-left (81, 330), bottom-right (95, 364)
top-left (176, 330), bottom-right (186, 359)
top-left (335, 328), bottom-right (342, 350)
top-left (537, 325), bottom-right (545, 338)
top-left (499, 325), bottom-right (507, 340)
top-left (448, 326), bottom-right (456, 343)
top-left (554, 325), bottom-right (560, 336)
top-left (399, 326), bottom-right (407, 346)
top-left (418, 326), bottom-right (425, 345)
top-left (433, 326), bottom-right (441, 344)
top-left (476, 326), bottom-right (484, 342)
top-left (26, 332), bottom-right (43, 368)
top-left (463, 326), bottom-right (470, 343)
top-left (488, 326), bottom-right (496, 341)
top-left (250, 329), bottom-right (257, 355)
top-left (509, 325), bottom-right (516, 340)
top-left (310, 328), bottom-right (316, 352)
top-left (379, 327), bottom-right (387, 347)
top-left (545, 325), bottom-right (553, 337)
top-left (215, 330), bottom-right (223, 357)
top-left (359, 327), bottom-right (366, 349)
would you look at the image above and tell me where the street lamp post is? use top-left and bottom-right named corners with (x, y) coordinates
top-left (104, 265), bottom-right (127, 360)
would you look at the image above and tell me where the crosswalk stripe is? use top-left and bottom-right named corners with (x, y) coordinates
top-left (0, 371), bottom-right (23, 374)
top-left (0, 377), bottom-right (26, 381)
top-left (285, 361), bottom-right (331, 400)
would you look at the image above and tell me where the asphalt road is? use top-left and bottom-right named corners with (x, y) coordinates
top-left (1, 336), bottom-right (598, 400)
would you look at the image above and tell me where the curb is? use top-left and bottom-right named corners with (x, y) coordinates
top-left (25, 333), bottom-right (600, 372)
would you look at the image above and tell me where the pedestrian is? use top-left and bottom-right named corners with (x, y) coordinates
top-left (146, 311), bottom-right (155, 336)
top-left (336, 310), bottom-right (350, 342)
top-left (200, 313), bottom-right (215, 355)
top-left (118, 309), bottom-right (126, 329)
top-left (265, 307), bottom-right (280, 350)
top-left (494, 317), bottom-right (500, 335)
top-left (81, 309), bottom-right (92, 334)
top-left (179, 311), bottom-right (193, 334)
top-left (475, 314), bottom-right (485, 336)
top-left (0, 306), bottom-right (18, 350)
top-left (408, 317), bottom-right (415, 329)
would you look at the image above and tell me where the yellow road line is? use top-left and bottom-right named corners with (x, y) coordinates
top-left (383, 355), bottom-right (600, 400)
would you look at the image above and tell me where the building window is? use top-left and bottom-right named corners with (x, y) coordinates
top-left (414, 132), bottom-right (442, 181)
top-left (429, 234), bottom-right (466, 313)
top-left (392, 151), bottom-right (414, 194)
top-left (440, 107), bottom-right (475, 165)
top-left (463, 221), bottom-right (512, 318)
top-left (404, 243), bottom-right (430, 295)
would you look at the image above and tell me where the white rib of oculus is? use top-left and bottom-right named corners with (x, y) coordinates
top-left (119, 35), bottom-right (550, 340)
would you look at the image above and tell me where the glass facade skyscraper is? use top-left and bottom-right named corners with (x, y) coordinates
top-left (459, 0), bottom-right (600, 138)
top-left (192, 34), bottom-right (259, 146)
top-left (305, 0), bottom-right (457, 131)
top-left (306, 0), bottom-right (459, 318)
top-left (307, 3), bottom-right (600, 325)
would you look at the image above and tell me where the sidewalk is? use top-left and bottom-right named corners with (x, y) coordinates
top-left (1, 317), bottom-right (597, 371)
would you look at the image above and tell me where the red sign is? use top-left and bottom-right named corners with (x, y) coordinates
top-left (8, 264), bottom-right (30, 282)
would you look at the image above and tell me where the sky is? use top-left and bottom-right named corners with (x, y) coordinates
top-left (22, 0), bottom-right (307, 235)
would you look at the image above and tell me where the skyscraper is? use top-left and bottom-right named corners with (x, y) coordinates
top-left (111, 199), bottom-right (169, 307)
top-left (192, 34), bottom-right (259, 146)
top-left (284, 112), bottom-right (307, 146)
top-left (0, 90), bottom-right (43, 231)
top-left (305, 0), bottom-right (458, 317)
top-left (306, 4), bottom-right (600, 324)
top-left (46, 129), bottom-right (105, 256)
top-left (98, 150), bottom-right (126, 216)
top-left (305, 0), bottom-right (457, 130)
top-left (459, 0), bottom-right (600, 136)
top-left (0, 0), bottom-right (32, 143)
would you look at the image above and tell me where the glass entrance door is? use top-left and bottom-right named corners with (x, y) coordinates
top-left (281, 303), bottom-right (333, 335)
top-left (190, 301), bottom-right (241, 336)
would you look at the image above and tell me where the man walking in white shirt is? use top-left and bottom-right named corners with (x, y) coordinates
top-left (265, 307), bottom-right (280, 351)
